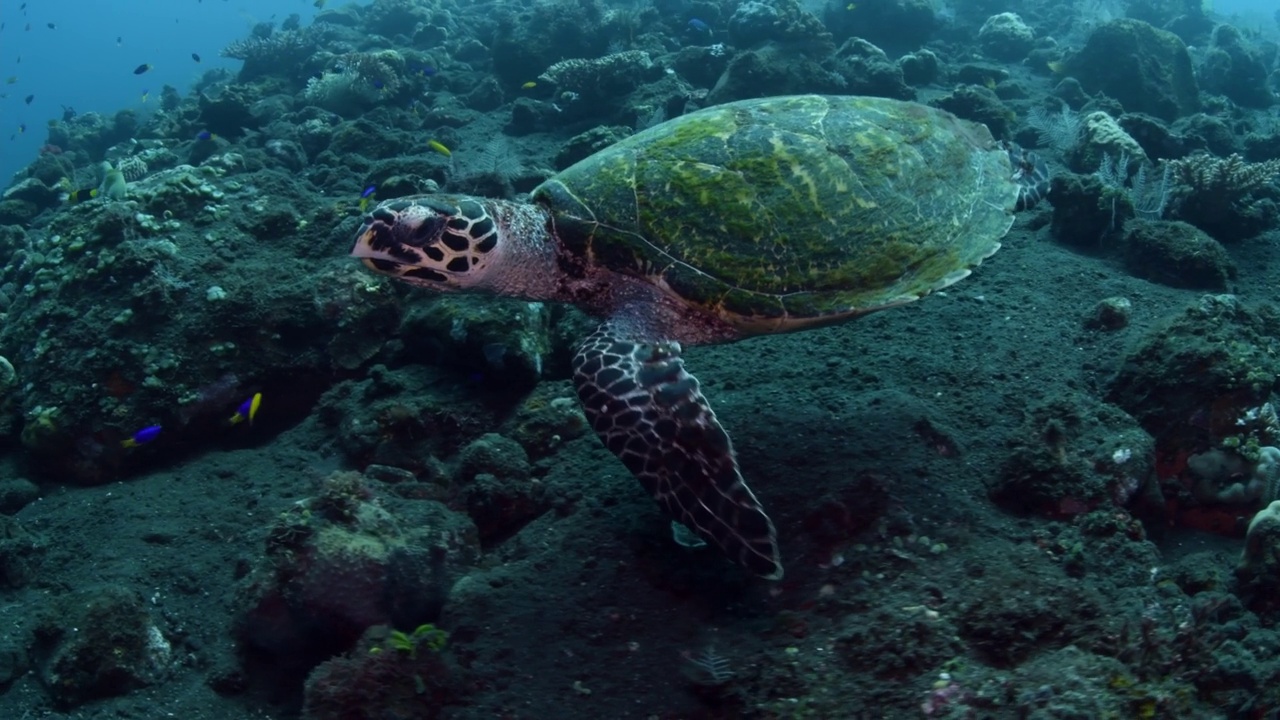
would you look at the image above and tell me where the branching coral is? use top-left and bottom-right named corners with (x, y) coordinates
top-left (220, 30), bottom-right (316, 81)
top-left (220, 31), bottom-right (312, 63)
top-left (1167, 153), bottom-right (1280, 241)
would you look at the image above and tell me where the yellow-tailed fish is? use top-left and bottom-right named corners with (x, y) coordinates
top-left (62, 181), bottom-right (100, 204)
top-left (427, 139), bottom-right (451, 157)
top-left (121, 425), bottom-right (161, 448)
top-left (229, 392), bottom-right (262, 426)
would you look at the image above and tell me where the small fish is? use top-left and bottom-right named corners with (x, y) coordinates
top-left (62, 184), bottom-right (100, 203)
top-left (1046, 60), bottom-right (1065, 75)
top-left (359, 184), bottom-right (377, 212)
top-left (229, 393), bottom-right (262, 426)
top-left (121, 425), bottom-right (161, 448)
top-left (315, 0), bottom-right (327, 7)
top-left (196, 130), bottom-right (215, 141)
top-left (140, 89), bottom-right (149, 103)
top-left (133, 63), bottom-right (152, 75)
top-left (689, 18), bottom-right (710, 33)
top-left (419, 66), bottom-right (437, 76)
top-left (5, 76), bottom-right (15, 84)
top-left (17, 123), bottom-right (25, 134)
top-left (361, 184), bottom-right (377, 198)
top-left (117, 36), bottom-right (122, 46)
top-left (191, 52), bottom-right (201, 62)
top-left (372, 79), bottom-right (384, 90)
top-left (46, 22), bottom-right (55, 30)
top-left (846, 2), bottom-right (857, 9)
top-left (427, 139), bottom-right (451, 157)
top-left (983, 78), bottom-right (996, 90)
top-left (521, 81), bottom-right (537, 89)
top-left (23, 94), bottom-right (33, 105)
top-left (24, 23), bottom-right (30, 32)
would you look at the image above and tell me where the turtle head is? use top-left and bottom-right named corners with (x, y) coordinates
top-left (351, 195), bottom-right (501, 291)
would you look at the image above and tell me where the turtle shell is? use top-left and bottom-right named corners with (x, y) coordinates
top-left (532, 95), bottom-right (1020, 334)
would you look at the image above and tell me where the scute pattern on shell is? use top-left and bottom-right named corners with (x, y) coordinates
top-left (534, 95), bottom-right (1021, 332)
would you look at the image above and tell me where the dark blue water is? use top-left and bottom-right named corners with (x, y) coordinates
top-left (0, 0), bottom-right (358, 183)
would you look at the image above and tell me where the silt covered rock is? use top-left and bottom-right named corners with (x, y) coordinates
top-left (1121, 219), bottom-right (1235, 291)
top-left (1068, 18), bottom-right (1199, 122)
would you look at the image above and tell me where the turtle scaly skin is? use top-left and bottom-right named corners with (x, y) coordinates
top-left (351, 95), bottom-right (1045, 580)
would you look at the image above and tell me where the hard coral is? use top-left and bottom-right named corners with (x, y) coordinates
top-left (539, 50), bottom-right (655, 102)
top-left (221, 30), bottom-right (315, 82)
top-left (1167, 153), bottom-right (1280, 242)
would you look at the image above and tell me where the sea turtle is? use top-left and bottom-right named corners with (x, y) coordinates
top-left (350, 94), bottom-right (1047, 580)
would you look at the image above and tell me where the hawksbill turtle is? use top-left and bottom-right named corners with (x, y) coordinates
top-left (350, 95), bottom-right (1047, 580)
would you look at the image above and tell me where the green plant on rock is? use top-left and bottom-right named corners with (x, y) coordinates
top-left (385, 623), bottom-right (448, 659)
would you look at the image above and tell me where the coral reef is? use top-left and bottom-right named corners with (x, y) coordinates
top-left (2, 1), bottom-right (1280, 717)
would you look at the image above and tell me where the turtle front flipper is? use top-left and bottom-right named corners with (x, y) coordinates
top-left (572, 321), bottom-right (782, 579)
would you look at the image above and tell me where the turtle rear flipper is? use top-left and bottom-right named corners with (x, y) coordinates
top-left (573, 321), bottom-right (782, 579)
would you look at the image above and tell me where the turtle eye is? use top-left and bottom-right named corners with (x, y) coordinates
top-left (400, 213), bottom-right (447, 248)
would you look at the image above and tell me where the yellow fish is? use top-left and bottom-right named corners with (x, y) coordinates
top-left (983, 78), bottom-right (995, 89)
top-left (427, 139), bottom-right (451, 157)
top-left (521, 81), bottom-right (537, 89)
top-left (846, 3), bottom-right (857, 9)
top-left (1046, 60), bottom-right (1065, 75)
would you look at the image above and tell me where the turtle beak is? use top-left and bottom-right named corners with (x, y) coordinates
top-left (351, 210), bottom-right (456, 288)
